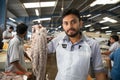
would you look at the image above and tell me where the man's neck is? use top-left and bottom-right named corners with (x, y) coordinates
top-left (17, 34), bottom-right (24, 38)
top-left (69, 34), bottom-right (81, 44)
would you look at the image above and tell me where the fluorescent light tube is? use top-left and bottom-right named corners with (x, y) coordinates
top-left (88, 14), bottom-right (101, 19)
top-left (106, 31), bottom-right (112, 33)
top-left (117, 32), bottom-right (120, 34)
top-left (33, 18), bottom-right (51, 22)
top-left (35, 9), bottom-right (39, 16)
top-left (103, 17), bottom-right (118, 23)
top-left (108, 5), bottom-right (120, 11)
top-left (101, 26), bottom-right (109, 29)
top-left (99, 20), bottom-right (107, 23)
top-left (9, 18), bottom-right (16, 22)
top-left (90, 0), bottom-right (119, 7)
top-left (23, 1), bottom-right (56, 8)
top-left (84, 24), bottom-right (91, 27)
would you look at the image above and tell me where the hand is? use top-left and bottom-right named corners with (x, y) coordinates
top-left (25, 72), bottom-right (32, 78)
top-left (101, 52), bottom-right (104, 54)
top-left (10, 36), bottom-right (13, 39)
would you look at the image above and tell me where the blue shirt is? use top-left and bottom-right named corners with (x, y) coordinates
top-left (110, 48), bottom-right (120, 80)
top-left (48, 32), bottom-right (104, 73)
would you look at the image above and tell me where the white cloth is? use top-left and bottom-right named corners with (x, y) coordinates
top-left (5, 35), bottom-right (26, 72)
top-left (2, 30), bottom-right (12, 43)
top-left (55, 40), bottom-right (91, 80)
top-left (109, 41), bottom-right (120, 52)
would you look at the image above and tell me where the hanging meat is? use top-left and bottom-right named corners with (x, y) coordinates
top-left (30, 25), bottom-right (47, 80)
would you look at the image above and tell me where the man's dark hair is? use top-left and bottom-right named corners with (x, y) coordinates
top-left (111, 35), bottom-right (119, 41)
top-left (16, 23), bottom-right (28, 34)
top-left (61, 8), bottom-right (82, 21)
top-left (9, 26), bottom-right (14, 30)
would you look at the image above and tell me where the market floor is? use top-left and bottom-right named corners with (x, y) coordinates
top-left (0, 51), bottom-right (57, 80)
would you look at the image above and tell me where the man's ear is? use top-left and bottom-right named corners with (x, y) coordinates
top-left (79, 20), bottom-right (83, 28)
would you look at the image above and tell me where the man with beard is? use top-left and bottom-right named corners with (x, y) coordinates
top-left (48, 8), bottom-right (106, 80)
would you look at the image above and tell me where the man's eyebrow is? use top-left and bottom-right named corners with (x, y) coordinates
top-left (63, 18), bottom-right (76, 22)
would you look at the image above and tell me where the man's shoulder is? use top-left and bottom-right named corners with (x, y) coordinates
top-left (3, 30), bottom-right (7, 34)
top-left (52, 35), bottom-right (65, 43)
top-left (10, 37), bottom-right (20, 44)
top-left (85, 36), bottom-right (98, 45)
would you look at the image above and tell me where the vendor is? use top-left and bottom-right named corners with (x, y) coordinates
top-left (5, 23), bottom-right (32, 77)
top-left (102, 35), bottom-right (120, 55)
top-left (2, 26), bottom-right (14, 50)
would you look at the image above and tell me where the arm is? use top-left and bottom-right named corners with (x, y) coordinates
top-left (103, 42), bottom-right (119, 55)
top-left (11, 61), bottom-right (32, 77)
top-left (95, 72), bottom-right (106, 80)
top-left (2, 31), bottom-right (13, 39)
top-left (91, 41), bottom-right (106, 80)
top-left (102, 51), bottom-right (111, 55)
top-left (11, 61), bottom-right (26, 73)
top-left (47, 37), bottom-right (59, 54)
top-left (3, 36), bottom-right (13, 39)
top-left (108, 57), bottom-right (112, 71)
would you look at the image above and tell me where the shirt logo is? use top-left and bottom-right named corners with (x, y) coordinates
top-left (62, 44), bottom-right (67, 48)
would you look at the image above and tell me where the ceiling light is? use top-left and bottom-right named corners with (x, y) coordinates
top-left (106, 30), bottom-right (112, 33)
top-left (99, 20), bottom-right (107, 23)
top-left (86, 14), bottom-right (92, 17)
top-left (55, 28), bottom-right (58, 30)
top-left (103, 17), bottom-right (118, 23)
top-left (33, 17), bottom-right (51, 22)
top-left (84, 24), bottom-right (91, 27)
top-left (58, 26), bottom-right (62, 28)
top-left (101, 26), bottom-right (109, 29)
top-left (108, 5), bottom-right (120, 11)
top-left (88, 14), bottom-right (101, 19)
top-left (90, 0), bottom-right (120, 7)
top-left (106, 33), bottom-right (111, 35)
top-left (23, 1), bottom-right (56, 8)
top-left (9, 18), bottom-right (16, 22)
top-left (35, 9), bottom-right (39, 16)
top-left (117, 32), bottom-right (120, 34)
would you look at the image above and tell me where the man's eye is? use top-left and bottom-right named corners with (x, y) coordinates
top-left (63, 22), bottom-right (68, 25)
top-left (71, 20), bottom-right (76, 24)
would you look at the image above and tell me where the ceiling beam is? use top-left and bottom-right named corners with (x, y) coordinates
top-left (7, 10), bottom-right (16, 18)
top-left (49, 0), bottom-right (59, 27)
top-left (19, 0), bottom-right (29, 16)
top-left (55, 0), bottom-right (74, 25)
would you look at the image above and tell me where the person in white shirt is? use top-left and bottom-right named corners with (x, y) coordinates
top-left (2, 26), bottom-right (14, 50)
top-left (102, 35), bottom-right (120, 55)
top-left (2, 26), bottom-right (14, 42)
top-left (5, 23), bottom-right (32, 77)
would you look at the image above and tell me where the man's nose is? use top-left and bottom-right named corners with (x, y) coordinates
top-left (68, 22), bottom-right (73, 28)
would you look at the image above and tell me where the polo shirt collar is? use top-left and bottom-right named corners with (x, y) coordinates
top-left (15, 35), bottom-right (24, 42)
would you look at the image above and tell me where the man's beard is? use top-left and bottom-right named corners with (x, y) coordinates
top-left (65, 28), bottom-right (79, 37)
